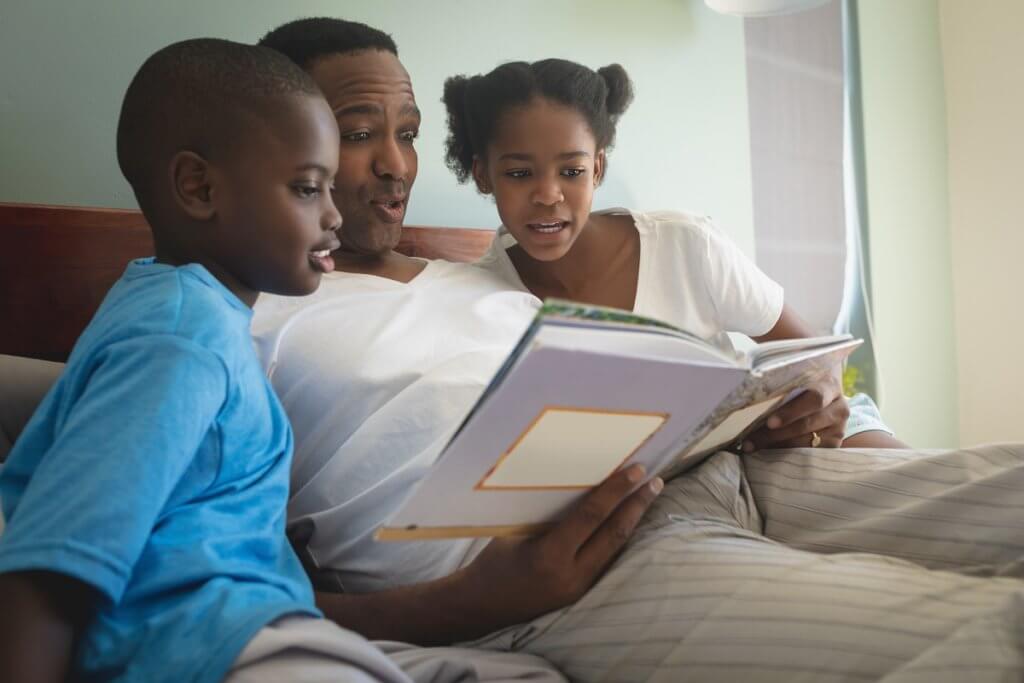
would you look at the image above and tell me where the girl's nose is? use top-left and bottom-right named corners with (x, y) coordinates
top-left (531, 178), bottom-right (564, 206)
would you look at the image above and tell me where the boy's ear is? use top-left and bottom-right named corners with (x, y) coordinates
top-left (594, 149), bottom-right (607, 187)
top-left (471, 156), bottom-right (492, 195)
top-left (170, 151), bottom-right (216, 220)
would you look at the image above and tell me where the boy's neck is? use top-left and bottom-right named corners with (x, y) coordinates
top-left (154, 244), bottom-right (258, 308)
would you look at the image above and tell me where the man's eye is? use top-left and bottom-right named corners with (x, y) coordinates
top-left (562, 168), bottom-right (585, 177)
top-left (505, 169), bottom-right (530, 179)
top-left (343, 131), bottom-right (370, 142)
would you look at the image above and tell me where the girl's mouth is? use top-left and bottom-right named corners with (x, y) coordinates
top-left (527, 220), bottom-right (568, 234)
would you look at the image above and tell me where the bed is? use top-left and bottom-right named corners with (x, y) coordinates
top-left (0, 202), bottom-right (495, 362)
top-left (0, 201), bottom-right (495, 461)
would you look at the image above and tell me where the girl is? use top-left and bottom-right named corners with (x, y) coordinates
top-left (442, 58), bottom-right (902, 449)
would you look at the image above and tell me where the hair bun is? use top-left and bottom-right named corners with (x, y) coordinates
top-left (441, 75), bottom-right (476, 183)
top-left (597, 64), bottom-right (634, 116)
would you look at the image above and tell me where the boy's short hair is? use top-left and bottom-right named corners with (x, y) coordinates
top-left (258, 17), bottom-right (398, 71)
top-left (116, 38), bottom-right (321, 217)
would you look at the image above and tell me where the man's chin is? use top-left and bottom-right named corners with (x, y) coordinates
top-left (335, 232), bottom-right (403, 260)
top-left (360, 222), bottom-right (404, 254)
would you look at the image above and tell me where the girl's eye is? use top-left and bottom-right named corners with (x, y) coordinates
top-left (343, 131), bottom-right (370, 142)
top-left (505, 169), bottom-right (531, 179)
top-left (561, 167), bottom-right (585, 178)
top-left (399, 130), bottom-right (419, 143)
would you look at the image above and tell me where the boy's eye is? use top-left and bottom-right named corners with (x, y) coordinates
top-left (561, 167), bottom-right (586, 178)
top-left (292, 184), bottom-right (321, 199)
top-left (505, 169), bottom-right (531, 179)
top-left (342, 131), bottom-right (370, 142)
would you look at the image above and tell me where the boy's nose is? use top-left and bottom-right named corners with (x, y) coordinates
top-left (322, 201), bottom-right (342, 232)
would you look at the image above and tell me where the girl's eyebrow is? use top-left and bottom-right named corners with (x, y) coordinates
top-left (499, 151), bottom-right (591, 161)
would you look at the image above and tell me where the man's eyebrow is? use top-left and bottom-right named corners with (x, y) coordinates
top-left (332, 103), bottom-right (382, 117)
top-left (400, 103), bottom-right (422, 120)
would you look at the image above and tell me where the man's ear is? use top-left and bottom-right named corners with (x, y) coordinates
top-left (594, 149), bottom-right (607, 187)
top-left (170, 151), bottom-right (216, 220)
top-left (471, 156), bottom-right (492, 195)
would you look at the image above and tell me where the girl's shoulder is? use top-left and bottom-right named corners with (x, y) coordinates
top-left (599, 207), bottom-right (718, 245)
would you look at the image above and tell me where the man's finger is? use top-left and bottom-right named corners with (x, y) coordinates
top-left (755, 409), bottom-right (839, 444)
top-left (764, 390), bottom-right (830, 430)
top-left (545, 464), bottom-right (647, 555)
top-left (577, 476), bottom-right (662, 573)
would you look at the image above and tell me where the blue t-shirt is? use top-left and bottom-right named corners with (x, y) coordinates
top-left (0, 259), bottom-right (318, 683)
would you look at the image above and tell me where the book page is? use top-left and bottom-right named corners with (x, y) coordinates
top-left (479, 407), bottom-right (667, 489)
top-left (685, 394), bottom-right (785, 456)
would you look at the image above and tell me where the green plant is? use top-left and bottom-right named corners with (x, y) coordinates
top-left (842, 364), bottom-right (862, 397)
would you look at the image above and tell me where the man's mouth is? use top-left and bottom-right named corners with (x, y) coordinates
top-left (370, 196), bottom-right (406, 224)
top-left (526, 219), bottom-right (569, 234)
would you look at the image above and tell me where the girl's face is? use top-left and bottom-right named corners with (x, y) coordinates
top-left (473, 98), bottom-right (604, 262)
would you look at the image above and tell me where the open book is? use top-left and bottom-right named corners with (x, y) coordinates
top-left (377, 300), bottom-right (861, 540)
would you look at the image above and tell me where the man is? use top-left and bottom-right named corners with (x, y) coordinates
top-left (255, 17), bottom-right (661, 645)
top-left (253, 18), bottom-right (1024, 682)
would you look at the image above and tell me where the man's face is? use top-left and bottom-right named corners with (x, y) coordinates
top-left (309, 50), bottom-right (420, 258)
top-left (211, 94), bottom-right (342, 300)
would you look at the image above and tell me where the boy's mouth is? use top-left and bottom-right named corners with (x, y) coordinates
top-left (308, 238), bottom-right (340, 273)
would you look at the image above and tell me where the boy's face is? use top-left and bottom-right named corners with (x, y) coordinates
top-left (308, 50), bottom-right (419, 258)
top-left (210, 94), bottom-right (342, 302)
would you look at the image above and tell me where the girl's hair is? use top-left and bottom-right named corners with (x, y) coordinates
top-left (442, 59), bottom-right (634, 183)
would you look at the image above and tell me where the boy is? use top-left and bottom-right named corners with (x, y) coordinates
top-left (0, 38), bottom-right (346, 682)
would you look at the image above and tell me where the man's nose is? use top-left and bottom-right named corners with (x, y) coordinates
top-left (372, 137), bottom-right (409, 180)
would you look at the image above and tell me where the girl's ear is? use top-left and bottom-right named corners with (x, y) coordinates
top-left (170, 151), bottom-right (216, 220)
top-left (594, 149), bottom-right (607, 187)
top-left (472, 156), bottom-right (492, 195)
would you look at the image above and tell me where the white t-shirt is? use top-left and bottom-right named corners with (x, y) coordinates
top-left (478, 208), bottom-right (785, 350)
top-left (252, 259), bottom-right (539, 592)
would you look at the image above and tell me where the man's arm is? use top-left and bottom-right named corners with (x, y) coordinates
top-left (316, 465), bottom-right (663, 645)
top-left (0, 571), bottom-right (95, 683)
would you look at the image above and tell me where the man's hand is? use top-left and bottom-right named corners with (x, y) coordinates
top-left (315, 464), bottom-right (662, 645)
top-left (459, 464), bottom-right (663, 627)
top-left (743, 370), bottom-right (849, 451)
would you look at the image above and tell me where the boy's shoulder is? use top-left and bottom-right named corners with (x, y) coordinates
top-left (93, 259), bottom-right (253, 359)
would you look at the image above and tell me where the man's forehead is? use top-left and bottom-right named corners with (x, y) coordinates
top-left (310, 50), bottom-right (415, 103)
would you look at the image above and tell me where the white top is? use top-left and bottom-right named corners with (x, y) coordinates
top-left (252, 259), bottom-right (539, 592)
top-left (478, 208), bottom-right (785, 351)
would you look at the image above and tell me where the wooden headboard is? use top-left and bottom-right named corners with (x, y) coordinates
top-left (0, 202), bottom-right (494, 362)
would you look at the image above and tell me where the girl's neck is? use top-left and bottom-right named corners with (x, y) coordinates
top-left (510, 212), bottom-right (636, 304)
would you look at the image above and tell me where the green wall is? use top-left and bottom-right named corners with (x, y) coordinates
top-left (0, 0), bottom-right (756, 252)
top-left (857, 0), bottom-right (959, 447)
